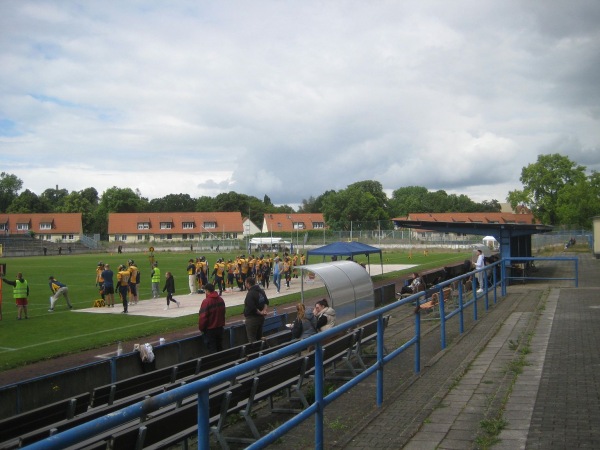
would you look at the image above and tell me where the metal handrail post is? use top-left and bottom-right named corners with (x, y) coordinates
top-left (501, 260), bottom-right (507, 296)
top-left (376, 313), bottom-right (385, 407)
top-left (415, 308), bottom-right (421, 373)
top-left (484, 268), bottom-right (489, 311)
top-left (440, 287), bottom-right (447, 349)
top-left (198, 390), bottom-right (210, 449)
top-left (314, 342), bottom-right (325, 450)
top-left (473, 282), bottom-right (478, 321)
top-left (458, 281), bottom-right (464, 334)
top-left (492, 267), bottom-right (497, 304)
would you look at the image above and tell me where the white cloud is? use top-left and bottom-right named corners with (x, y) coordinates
top-left (1, 0), bottom-right (599, 206)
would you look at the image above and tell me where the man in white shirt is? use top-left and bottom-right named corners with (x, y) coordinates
top-left (475, 249), bottom-right (485, 293)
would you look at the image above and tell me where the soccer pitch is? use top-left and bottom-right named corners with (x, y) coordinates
top-left (0, 249), bottom-right (469, 371)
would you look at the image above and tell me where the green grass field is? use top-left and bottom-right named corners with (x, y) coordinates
top-left (0, 249), bottom-right (470, 371)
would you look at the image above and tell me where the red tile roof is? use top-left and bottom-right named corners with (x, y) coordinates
top-left (393, 212), bottom-right (537, 224)
top-left (0, 213), bottom-right (83, 235)
top-left (108, 212), bottom-right (244, 235)
top-left (262, 213), bottom-right (326, 232)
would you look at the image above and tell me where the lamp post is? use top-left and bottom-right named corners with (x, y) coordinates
top-left (245, 223), bottom-right (250, 253)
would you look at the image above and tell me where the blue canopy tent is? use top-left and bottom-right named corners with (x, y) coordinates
top-left (306, 241), bottom-right (384, 275)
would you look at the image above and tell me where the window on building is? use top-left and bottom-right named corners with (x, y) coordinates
top-left (0, 224), bottom-right (6, 231)
top-left (137, 235), bottom-right (144, 240)
top-left (182, 222), bottom-right (194, 229)
top-left (160, 222), bottom-right (172, 229)
top-left (39, 223), bottom-right (52, 230)
top-left (293, 222), bottom-right (305, 230)
top-left (137, 222), bottom-right (150, 230)
top-left (312, 222), bottom-right (324, 229)
top-left (17, 223), bottom-right (29, 231)
top-left (203, 221), bottom-right (216, 229)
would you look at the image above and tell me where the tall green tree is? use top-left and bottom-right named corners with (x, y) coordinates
top-left (40, 187), bottom-right (69, 210)
top-left (508, 153), bottom-right (587, 225)
top-left (0, 172), bottom-right (23, 212)
top-left (298, 190), bottom-right (336, 213)
top-left (348, 180), bottom-right (388, 210)
top-left (56, 192), bottom-right (95, 232)
top-left (79, 187), bottom-right (99, 207)
top-left (389, 186), bottom-right (430, 217)
top-left (322, 184), bottom-right (388, 230)
top-left (149, 194), bottom-right (196, 212)
top-left (99, 187), bottom-right (147, 213)
top-left (555, 170), bottom-right (600, 228)
top-left (196, 196), bottom-right (216, 212)
top-left (478, 199), bottom-right (502, 212)
top-left (6, 189), bottom-right (49, 213)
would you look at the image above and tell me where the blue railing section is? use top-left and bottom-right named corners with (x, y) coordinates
top-left (26, 256), bottom-right (578, 450)
top-left (502, 256), bottom-right (578, 288)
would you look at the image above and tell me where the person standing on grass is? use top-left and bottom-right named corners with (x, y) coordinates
top-left (226, 259), bottom-right (235, 292)
top-left (48, 276), bottom-right (73, 311)
top-left (272, 256), bottom-right (283, 294)
top-left (2, 272), bottom-right (29, 320)
top-left (101, 264), bottom-right (115, 308)
top-left (95, 261), bottom-right (105, 303)
top-left (162, 271), bottom-right (180, 310)
top-left (116, 265), bottom-right (130, 313)
top-left (127, 259), bottom-right (139, 305)
top-left (212, 258), bottom-right (225, 296)
top-left (198, 283), bottom-right (226, 353)
top-left (186, 258), bottom-right (196, 295)
top-left (150, 261), bottom-right (161, 299)
top-left (243, 277), bottom-right (269, 342)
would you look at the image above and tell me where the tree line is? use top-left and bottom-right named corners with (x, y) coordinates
top-left (1, 153), bottom-right (597, 235)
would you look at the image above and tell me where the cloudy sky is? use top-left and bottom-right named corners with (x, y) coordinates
top-left (1, 1), bottom-right (599, 207)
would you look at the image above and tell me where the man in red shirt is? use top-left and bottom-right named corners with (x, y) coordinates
top-left (198, 283), bottom-right (226, 353)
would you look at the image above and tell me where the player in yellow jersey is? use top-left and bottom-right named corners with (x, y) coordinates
top-left (212, 258), bottom-right (226, 295)
top-left (238, 255), bottom-right (249, 290)
top-left (226, 259), bottom-right (235, 291)
top-left (127, 259), bottom-right (139, 305)
top-left (283, 256), bottom-right (292, 290)
top-left (116, 265), bottom-right (131, 313)
top-left (95, 261), bottom-right (105, 303)
top-left (198, 256), bottom-right (209, 290)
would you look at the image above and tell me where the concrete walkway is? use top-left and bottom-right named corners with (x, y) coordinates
top-left (334, 253), bottom-right (599, 449)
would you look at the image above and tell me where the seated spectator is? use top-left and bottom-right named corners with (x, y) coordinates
top-left (292, 303), bottom-right (317, 339)
top-left (314, 299), bottom-right (336, 332)
top-left (399, 272), bottom-right (423, 295)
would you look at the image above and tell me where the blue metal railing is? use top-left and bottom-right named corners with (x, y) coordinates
top-left (25, 256), bottom-right (578, 450)
top-left (503, 256), bottom-right (578, 288)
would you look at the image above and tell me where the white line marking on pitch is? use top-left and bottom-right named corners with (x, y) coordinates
top-left (0, 318), bottom-right (172, 353)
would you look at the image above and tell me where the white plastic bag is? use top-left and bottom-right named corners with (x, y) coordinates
top-left (138, 342), bottom-right (155, 362)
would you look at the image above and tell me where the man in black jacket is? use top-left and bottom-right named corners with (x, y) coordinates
top-left (243, 277), bottom-right (269, 342)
